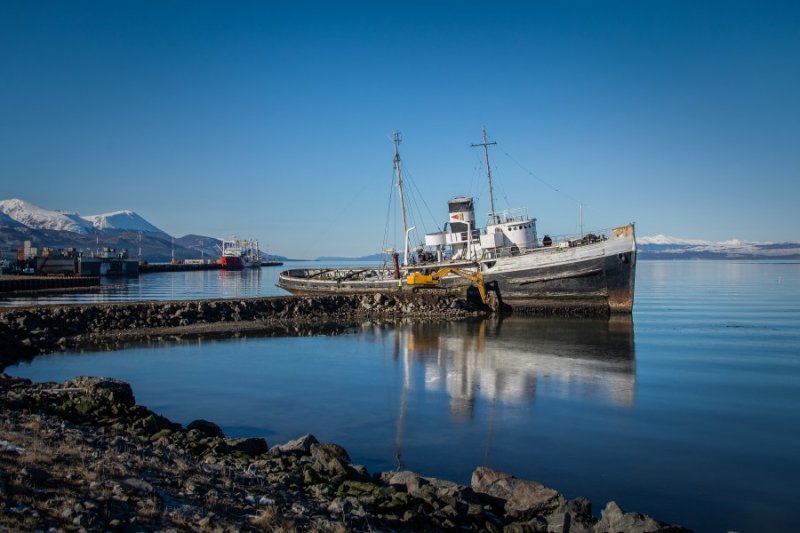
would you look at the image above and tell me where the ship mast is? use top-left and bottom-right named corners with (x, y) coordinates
top-left (393, 131), bottom-right (411, 266)
top-left (471, 127), bottom-right (498, 224)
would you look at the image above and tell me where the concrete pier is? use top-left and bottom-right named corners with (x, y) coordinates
top-left (0, 275), bottom-right (99, 294)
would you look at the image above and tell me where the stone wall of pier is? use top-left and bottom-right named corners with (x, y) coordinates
top-left (0, 293), bottom-right (482, 368)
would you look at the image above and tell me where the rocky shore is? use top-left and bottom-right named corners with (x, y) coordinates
top-left (1, 375), bottom-right (689, 532)
top-left (1, 294), bottom-right (691, 531)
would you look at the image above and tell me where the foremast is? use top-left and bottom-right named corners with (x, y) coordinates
top-left (393, 131), bottom-right (413, 266)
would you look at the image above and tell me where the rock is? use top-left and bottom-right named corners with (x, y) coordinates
top-left (225, 437), bottom-right (269, 456)
top-left (567, 497), bottom-right (592, 517)
top-left (132, 413), bottom-right (176, 435)
top-left (310, 443), bottom-right (351, 476)
top-left (122, 477), bottom-right (154, 494)
top-left (554, 497), bottom-right (596, 533)
top-left (472, 466), bottom-right (561, 518)
top-left (432, 475), bottom-right (479, 495)
top-left (187, 419), bottom-right (224, 438)
top-left (336, 479), bottom-right (385, 498)
top-left (150, 428), bottom-right (174, 442)
top-left (272, 434), bottom-right (319, 455)
top-left (593, 501), bottom-right (689, 533)
top-left (380, 470), bottom-right (429, 497)
top-left (70, 377), bottom-right (135, 406)
top-left (18, 466), bottom-right (50, 484)
top-left (0, 439), bottom-right (25, 455)
top-left (503, 517), bottom-right (547, 532)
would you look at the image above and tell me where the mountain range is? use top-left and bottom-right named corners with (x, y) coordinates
top-left (1, 199), bottom-right (797, 262)
top-left (636, 234), bottom-right (800, 260)
top-left (0, 199), bottom-right (286, 263)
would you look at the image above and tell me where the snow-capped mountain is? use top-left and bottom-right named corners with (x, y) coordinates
top-left (0, 210), bottom-right (24, 228)
top-left (0, 198), bottom-right (167, 236)
top-left (637, 234), bottom-right (712, 246)
top-left (0, 198), bottom-right (95, 234)
top-left (638, 235), bottom-right (800, 259)
top-left (82, 210), bottom-right (168, 236)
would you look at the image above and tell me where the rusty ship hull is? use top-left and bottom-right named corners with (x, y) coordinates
top-left (279, 224), bottom-right (636, 315)
top-left (482, 225), bottom-right (636, 314)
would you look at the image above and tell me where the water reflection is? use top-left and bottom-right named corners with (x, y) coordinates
top-left (388, 316), bottom-right (635, 416)
top-left (7, 313), bottom-right (636, 483)
top-left (218, 268), bottom-right (263, 298)
top-left (0, 260), bottom-right (353, 306)
top-left (380, 316), bottom-right (636, 466)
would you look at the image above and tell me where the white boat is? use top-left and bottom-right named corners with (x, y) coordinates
top-left (279, 130), bottom-right (636, 315)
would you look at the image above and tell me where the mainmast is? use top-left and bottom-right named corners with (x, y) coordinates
top-left (471, 128), bottom-right (498, 223)
top-left (393, 131), bottom-right (411, 265)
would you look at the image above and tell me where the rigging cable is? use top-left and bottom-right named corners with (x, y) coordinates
top-left (497, 145), bottom-right (582, 205)
top-left (496, 144), bottom-right (596, 232)
top-left (381, 167), bottom-right (398, 258)
top-left (403, 164), bottom-right (442, 235)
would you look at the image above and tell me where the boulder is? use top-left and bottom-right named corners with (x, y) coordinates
top-left (225, 437), bottom-right (269, 456)
top-left (272, 434), bottom-right (319, 455)
top-left (310, 443), bottom-right (351, 476)
top-left (472, 466), bottom-right (561, 518)
top-left (187, 419), bottom-right (225, 438)
top-left (122, 477), bottom-right (154, 495)
top-left (380, 470), bottom-right (429, 497)
top-left (70, 377), bottom-right (135, 406)
top-left (427, 476), bottom-right (481, 506)
top-left (593, 501), bottom-right (690, 533)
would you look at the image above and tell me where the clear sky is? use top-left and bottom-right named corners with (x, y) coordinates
top-left (1, 1), bottom-right (798, 258)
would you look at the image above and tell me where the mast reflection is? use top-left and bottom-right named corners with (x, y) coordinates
top-left (375, 316), bottom-right (636, 469)
top-left (390, 316), bottom-right (636, 421)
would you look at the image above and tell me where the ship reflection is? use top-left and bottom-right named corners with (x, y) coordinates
top-left (218, 268), bottom-right (262, 297)
top-left (377, 316), bottom-right (636, 469)
top-left (388, 316), bottom-right (636, 419)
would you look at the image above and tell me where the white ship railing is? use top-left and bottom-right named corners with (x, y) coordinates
top-left (486, 207), bottom-right (530, 225)
top-left (480, 229), bottom-right (613, 260)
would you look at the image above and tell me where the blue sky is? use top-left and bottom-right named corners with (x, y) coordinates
top-left (1, 1), bottom-right (798, 257)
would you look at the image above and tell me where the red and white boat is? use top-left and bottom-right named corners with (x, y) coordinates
top-left (219, 238), bottom-right (261, 270)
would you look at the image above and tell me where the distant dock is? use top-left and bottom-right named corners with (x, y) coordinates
top-left (139, 263), bottom-right (222, 274)
top-left (139, 261), bottom-right (283, 274)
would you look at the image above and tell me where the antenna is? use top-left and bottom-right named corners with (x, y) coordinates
top-left (471, 127), bottom-right (498, 223)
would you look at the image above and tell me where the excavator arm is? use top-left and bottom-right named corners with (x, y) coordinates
top-left (406, 267), bottom-right (490, 305)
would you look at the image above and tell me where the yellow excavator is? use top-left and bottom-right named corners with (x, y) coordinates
top-left (405, 267), bottom-right (496, 308)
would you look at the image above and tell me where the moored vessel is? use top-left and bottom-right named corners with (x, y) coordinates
top-left (278, 131), bottom-right (636, 314)
top-left (219, 238), bottom-right (261, 270)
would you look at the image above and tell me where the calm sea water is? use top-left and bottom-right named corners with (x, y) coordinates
top-left (0, 261), bottom-right (322, 307)
top-left (7, 261), bottom-right (800, 532)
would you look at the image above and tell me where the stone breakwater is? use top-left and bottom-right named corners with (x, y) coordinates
top-left (0, 295), bottom-right (692, 531)
top-left (0, 375), bottom-right (690, 532)
top-left (0, 293), bottom-right (483, 369)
